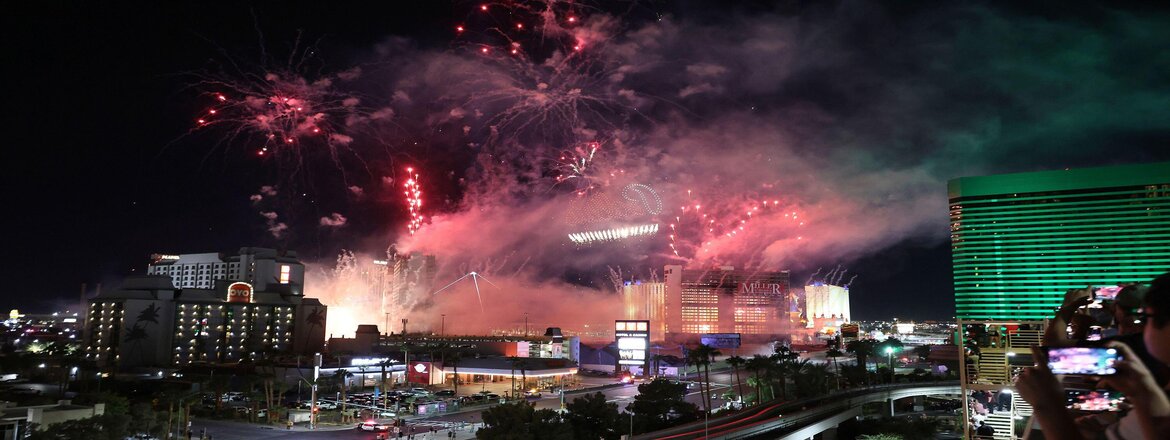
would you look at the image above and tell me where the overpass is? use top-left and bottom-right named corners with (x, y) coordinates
top-left (637, 382), bottom-right (961, 440)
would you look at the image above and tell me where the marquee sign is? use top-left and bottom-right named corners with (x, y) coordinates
top-left (615, 320), bottom-right (650, 367)
top-left (227, 282), bottom-right (253, 303)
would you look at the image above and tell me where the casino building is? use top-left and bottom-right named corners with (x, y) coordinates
top-left (949, 162), bottom-right (1170, 320)
top-left (663, 265), bottom-right (797, 341)
top-left (83, 248), bottom-right (327, 370)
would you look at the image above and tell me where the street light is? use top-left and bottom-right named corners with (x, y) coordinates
top-left (885, 347), bottom-right (895, 384)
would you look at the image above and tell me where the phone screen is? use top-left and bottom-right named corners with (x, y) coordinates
top-left (1046, 347), bottom-right (1120, 375)
top-left (1094, 286), bottom-right (1122, 302)
top-left (1066, 389), bottom-right (1125, 412)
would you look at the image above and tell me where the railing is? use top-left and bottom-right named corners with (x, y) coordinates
top-left (637, 381), bottom-right (961, 440)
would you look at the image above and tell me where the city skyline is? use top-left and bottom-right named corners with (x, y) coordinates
top-left (6, 1), bottom-right (1170, 324)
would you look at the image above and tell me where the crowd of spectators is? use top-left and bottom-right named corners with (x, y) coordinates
top-left (1016, 272), bottom-right (1170, 439)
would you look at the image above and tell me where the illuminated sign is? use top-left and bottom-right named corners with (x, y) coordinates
top-left (700, 333), bottom-right (742, 349)
top-left (227, 282), bottom-right (253, 303)
top-left (150, 254), bottom-right (181, 262)
top-left (372, 260), bottom-right (389, 266)
top-left (351, 357), bottom-right (395, 367)
top-left (738, 282), bottom-right (783, 295)
top-left (407, 361), bottom-right (431, 384)
top-left (615, 320), bottom-right (650, 366)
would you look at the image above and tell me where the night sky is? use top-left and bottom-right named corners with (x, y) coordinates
top-left (6, 1), bottom-right (1170, 323)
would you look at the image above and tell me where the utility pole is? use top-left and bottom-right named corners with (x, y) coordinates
top-left (524, 312), bottom-right (528, 338)
top-left (441, 314), bottom-right (445, 336)
top-left (311, 353), bottom-right (321, 429)
top-left (385, 313), bottom-right (391, 335)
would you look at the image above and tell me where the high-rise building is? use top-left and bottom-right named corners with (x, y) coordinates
top-left (621, 281), bottom-right (666, 342)
top-left (804, 282), bottom-right (851, 331)
top-left (146, 247), bottom-right (305, 292)
top-left (85, 249), bottom-right (327, 369)
top-left (949, 162), bottom-right (1170, 320)
top-left (663, 265), bottom-right (793, 340)
top-left (944, 164), bottom-right (1170, 438)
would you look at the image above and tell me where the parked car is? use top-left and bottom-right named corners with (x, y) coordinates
top-left (435, 390), bottom-right (456, 397)
top-left (409, 387), bottom-right (431, 395)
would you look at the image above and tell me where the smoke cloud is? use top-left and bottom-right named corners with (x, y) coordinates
top-left (252, 2), bottom-right (1170, 328)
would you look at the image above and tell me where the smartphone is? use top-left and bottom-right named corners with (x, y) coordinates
top-left (1066, 389), bottom-right (1125, 412)
top-left (1094, 286), bottom-right (1122, 302)
top-left (1045, 347), bottom-right (1120, 375)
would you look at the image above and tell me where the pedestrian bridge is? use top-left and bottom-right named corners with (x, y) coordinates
top-left (638, 382), bottom-right (961, 440)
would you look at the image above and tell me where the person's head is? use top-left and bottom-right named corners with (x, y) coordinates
top-left (1113, 284), bottom-right (1148, 334)
top-left (1142, 272), bottom-right (1170, 365)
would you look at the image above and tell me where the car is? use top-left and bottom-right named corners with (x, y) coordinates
top-left (376, 410), bottom-right (397, 418)
top-left (358, 421), bottom-right (390, 431)
top-left (317, 401), bottom-right (338, 410)
top-left (435, 390), bottom-right (456, 397)
top-left (410, 387), bottom-right (431, 395)
top-left (523, 389), bottom-right (542, 399)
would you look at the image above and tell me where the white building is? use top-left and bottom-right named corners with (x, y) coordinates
top-left (147, 247), bottom-right (305, 292)
top-left (804, 282), bottom-right (851, 332)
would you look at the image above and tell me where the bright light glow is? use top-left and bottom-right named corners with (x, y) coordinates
top-left (568, 223), bottom-right (659, 245)
top-left (404, 167), bottom-right (425, 235)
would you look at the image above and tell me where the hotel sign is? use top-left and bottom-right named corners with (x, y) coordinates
top-left (615, 320), bottom-right (650, 366)
top-left (227, 282), bottom-right (253, 303)
top-left (738, 282), bottom-right (783, 295)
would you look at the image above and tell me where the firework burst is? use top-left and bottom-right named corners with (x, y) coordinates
top-left (403, 167), bottom-right (425, 235)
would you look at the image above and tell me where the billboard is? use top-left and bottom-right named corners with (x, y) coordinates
top-left (615, 320), bottom-right (650, 366)
top-left (407, 361), bottom-right (432, 385)
top-left (700, 333), bottom-right (742, 349)
top-left (227, 282), bottom-right (253, 303)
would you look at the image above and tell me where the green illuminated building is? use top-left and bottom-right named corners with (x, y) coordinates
top-left (949, 162), bottom-right (1170, 320)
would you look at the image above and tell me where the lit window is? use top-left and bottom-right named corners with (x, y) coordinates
top-left (280, 265), bottom-right (291, 284)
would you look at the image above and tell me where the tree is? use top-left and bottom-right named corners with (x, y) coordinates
top-left (914, 344), bottom-right (933, 362)
top-left (564, 392), bottom-right (621, 440)
top-left (725, 355), bottom-right (746, 402)
top-left (685, 344), bottom-right (721, 412)
top-left (27, 414), bottom-right (132, 440)
top-left (846, 339), bottom-right (877, 385)
top-left (828, 346), bottom-right (847, 388)
top-left (744, 355), bottom-right (773, 403)
top-left (447, 351), bottom-right (463, 397)
top-left (477, 401), bottom-right (571, 439)
top-left (333, 369), bottom-right (352, 420)
top-left (626, 378), bottom-right (699, 433)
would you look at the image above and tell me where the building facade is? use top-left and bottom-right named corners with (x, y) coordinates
top-left (949, 162), bottom-right (1170, 320)
top-left (620, 281), bottom-right (666, 342)
top-left (83, 275), bottom-right (327, 370)
top-left (147, 247), bottom-right (305, 292)
top-left (804, 282), bottom-right (851, 331)
top-left (663, 265), bottom-right (793, 340)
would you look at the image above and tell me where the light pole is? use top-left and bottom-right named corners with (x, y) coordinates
top-left (524, 312), bottom-right (528, 338)
top-left (441, 314), bottom-right (446, 336)
top-left (885, 347), bottom-right (894, 384)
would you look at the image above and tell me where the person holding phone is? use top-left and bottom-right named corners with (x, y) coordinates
top-left (1018, 272), bottom-right (1170, 439)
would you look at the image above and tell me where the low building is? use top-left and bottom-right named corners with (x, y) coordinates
top-left (0, 400), bottom-right (105, 440)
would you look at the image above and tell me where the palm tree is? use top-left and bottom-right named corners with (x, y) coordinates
top-left (700, 345), bottom-right (721, 412)
top-left (845, 339), bottom-right (877, 386)
top-left (334, 369), bottom-right (352, 420)
top-left (447, 351), bottom-right (463, 397)
top-left (825, 348), bottom-right (844, 389)
top-left (726, 356), bottom-right (746, 402)
top-left (686, 346), bottom-right (710, 412)
top-left (745, 355), bottom-right (772, 403)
